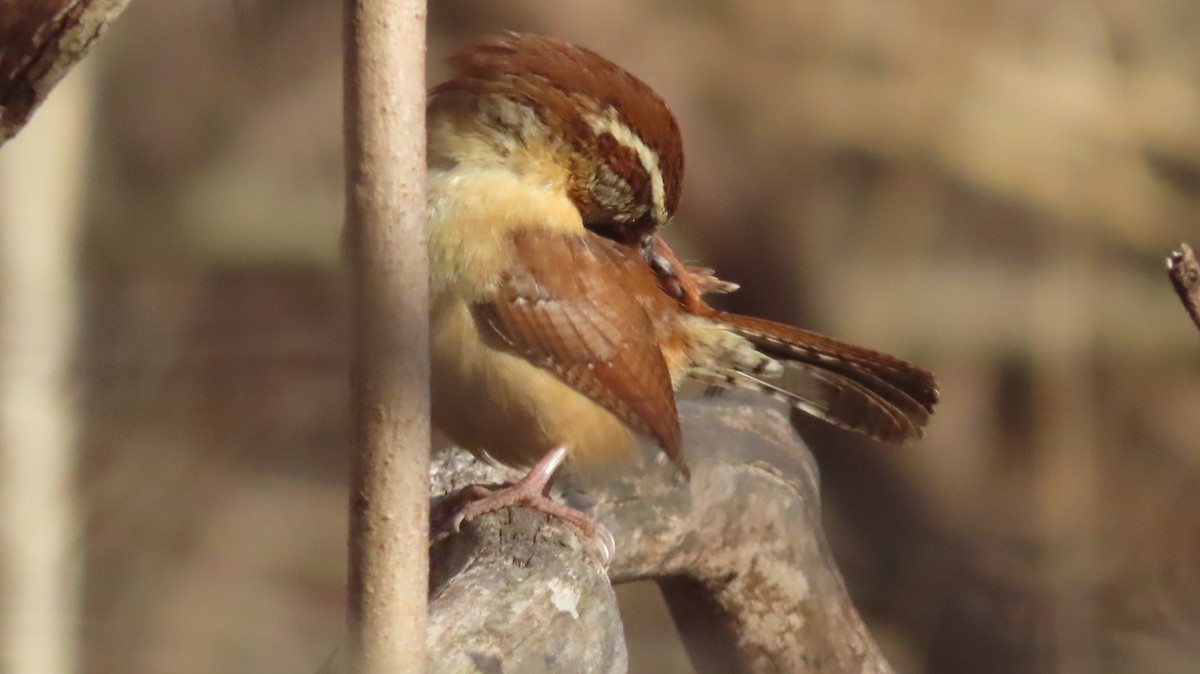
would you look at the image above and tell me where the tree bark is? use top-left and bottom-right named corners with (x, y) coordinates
top-left (0, 0), bottom-right (130, 144)
top-left (428, 507), bottom-right (627, 674)
top-left (425, 395), bottom-right (893, 674)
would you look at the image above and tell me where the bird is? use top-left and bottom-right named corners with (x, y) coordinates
top-left (426, 33), bottom-right (938, 554)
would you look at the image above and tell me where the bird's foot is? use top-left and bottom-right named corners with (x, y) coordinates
top-left (434, 446), bottom-right (615, 568)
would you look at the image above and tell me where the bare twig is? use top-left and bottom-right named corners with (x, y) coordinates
top-left (0, 0), bottom-right (130, 144)
top-left (1167, 243), bottom-right (1200, 334)
top-left (426, 395), bottom-right (893, 674)
top-left (342, 0), bottom-right (429, 671)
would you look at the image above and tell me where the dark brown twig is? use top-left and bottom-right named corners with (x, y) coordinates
top-left (1167, 243), bottom-right (1200, 334)
top-left (0, 0), bottom-right (131, 144)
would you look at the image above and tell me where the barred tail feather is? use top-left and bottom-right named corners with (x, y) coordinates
top-left (690, 367), bottom-right (911, 443)
top-left (706, 311), bottom-right (939, 444)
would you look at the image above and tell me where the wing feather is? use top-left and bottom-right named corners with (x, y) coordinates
top-left (475, 229), bottom-right (687, 474)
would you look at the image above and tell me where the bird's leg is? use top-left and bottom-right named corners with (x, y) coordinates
top-left (436, 446), bottom-right (615, 566)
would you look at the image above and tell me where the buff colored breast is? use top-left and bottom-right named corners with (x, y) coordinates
top-left (430, 299), bottom-right (641, 472)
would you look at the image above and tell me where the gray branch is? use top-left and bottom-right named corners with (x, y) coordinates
top-left (427, 395), bottom-right (892, 674)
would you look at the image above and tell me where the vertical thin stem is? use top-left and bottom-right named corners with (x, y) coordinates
top-left (343, 0), bottom-right (429, 672)
top-left (0, 62), bottom-right (92, 674)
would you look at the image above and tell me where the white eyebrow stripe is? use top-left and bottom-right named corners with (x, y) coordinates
top-left (584, 109), bottom-right (667, 226)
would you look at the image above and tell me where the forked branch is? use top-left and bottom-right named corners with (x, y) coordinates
top-left (426, 395), bottom-right (892, 674)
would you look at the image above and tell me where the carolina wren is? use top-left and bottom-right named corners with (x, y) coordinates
top-left (427, 34), bottom-right (938, 544)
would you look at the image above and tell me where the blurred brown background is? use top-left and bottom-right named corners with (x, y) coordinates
top-left (3, 0), bottom-right (1200, 672)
